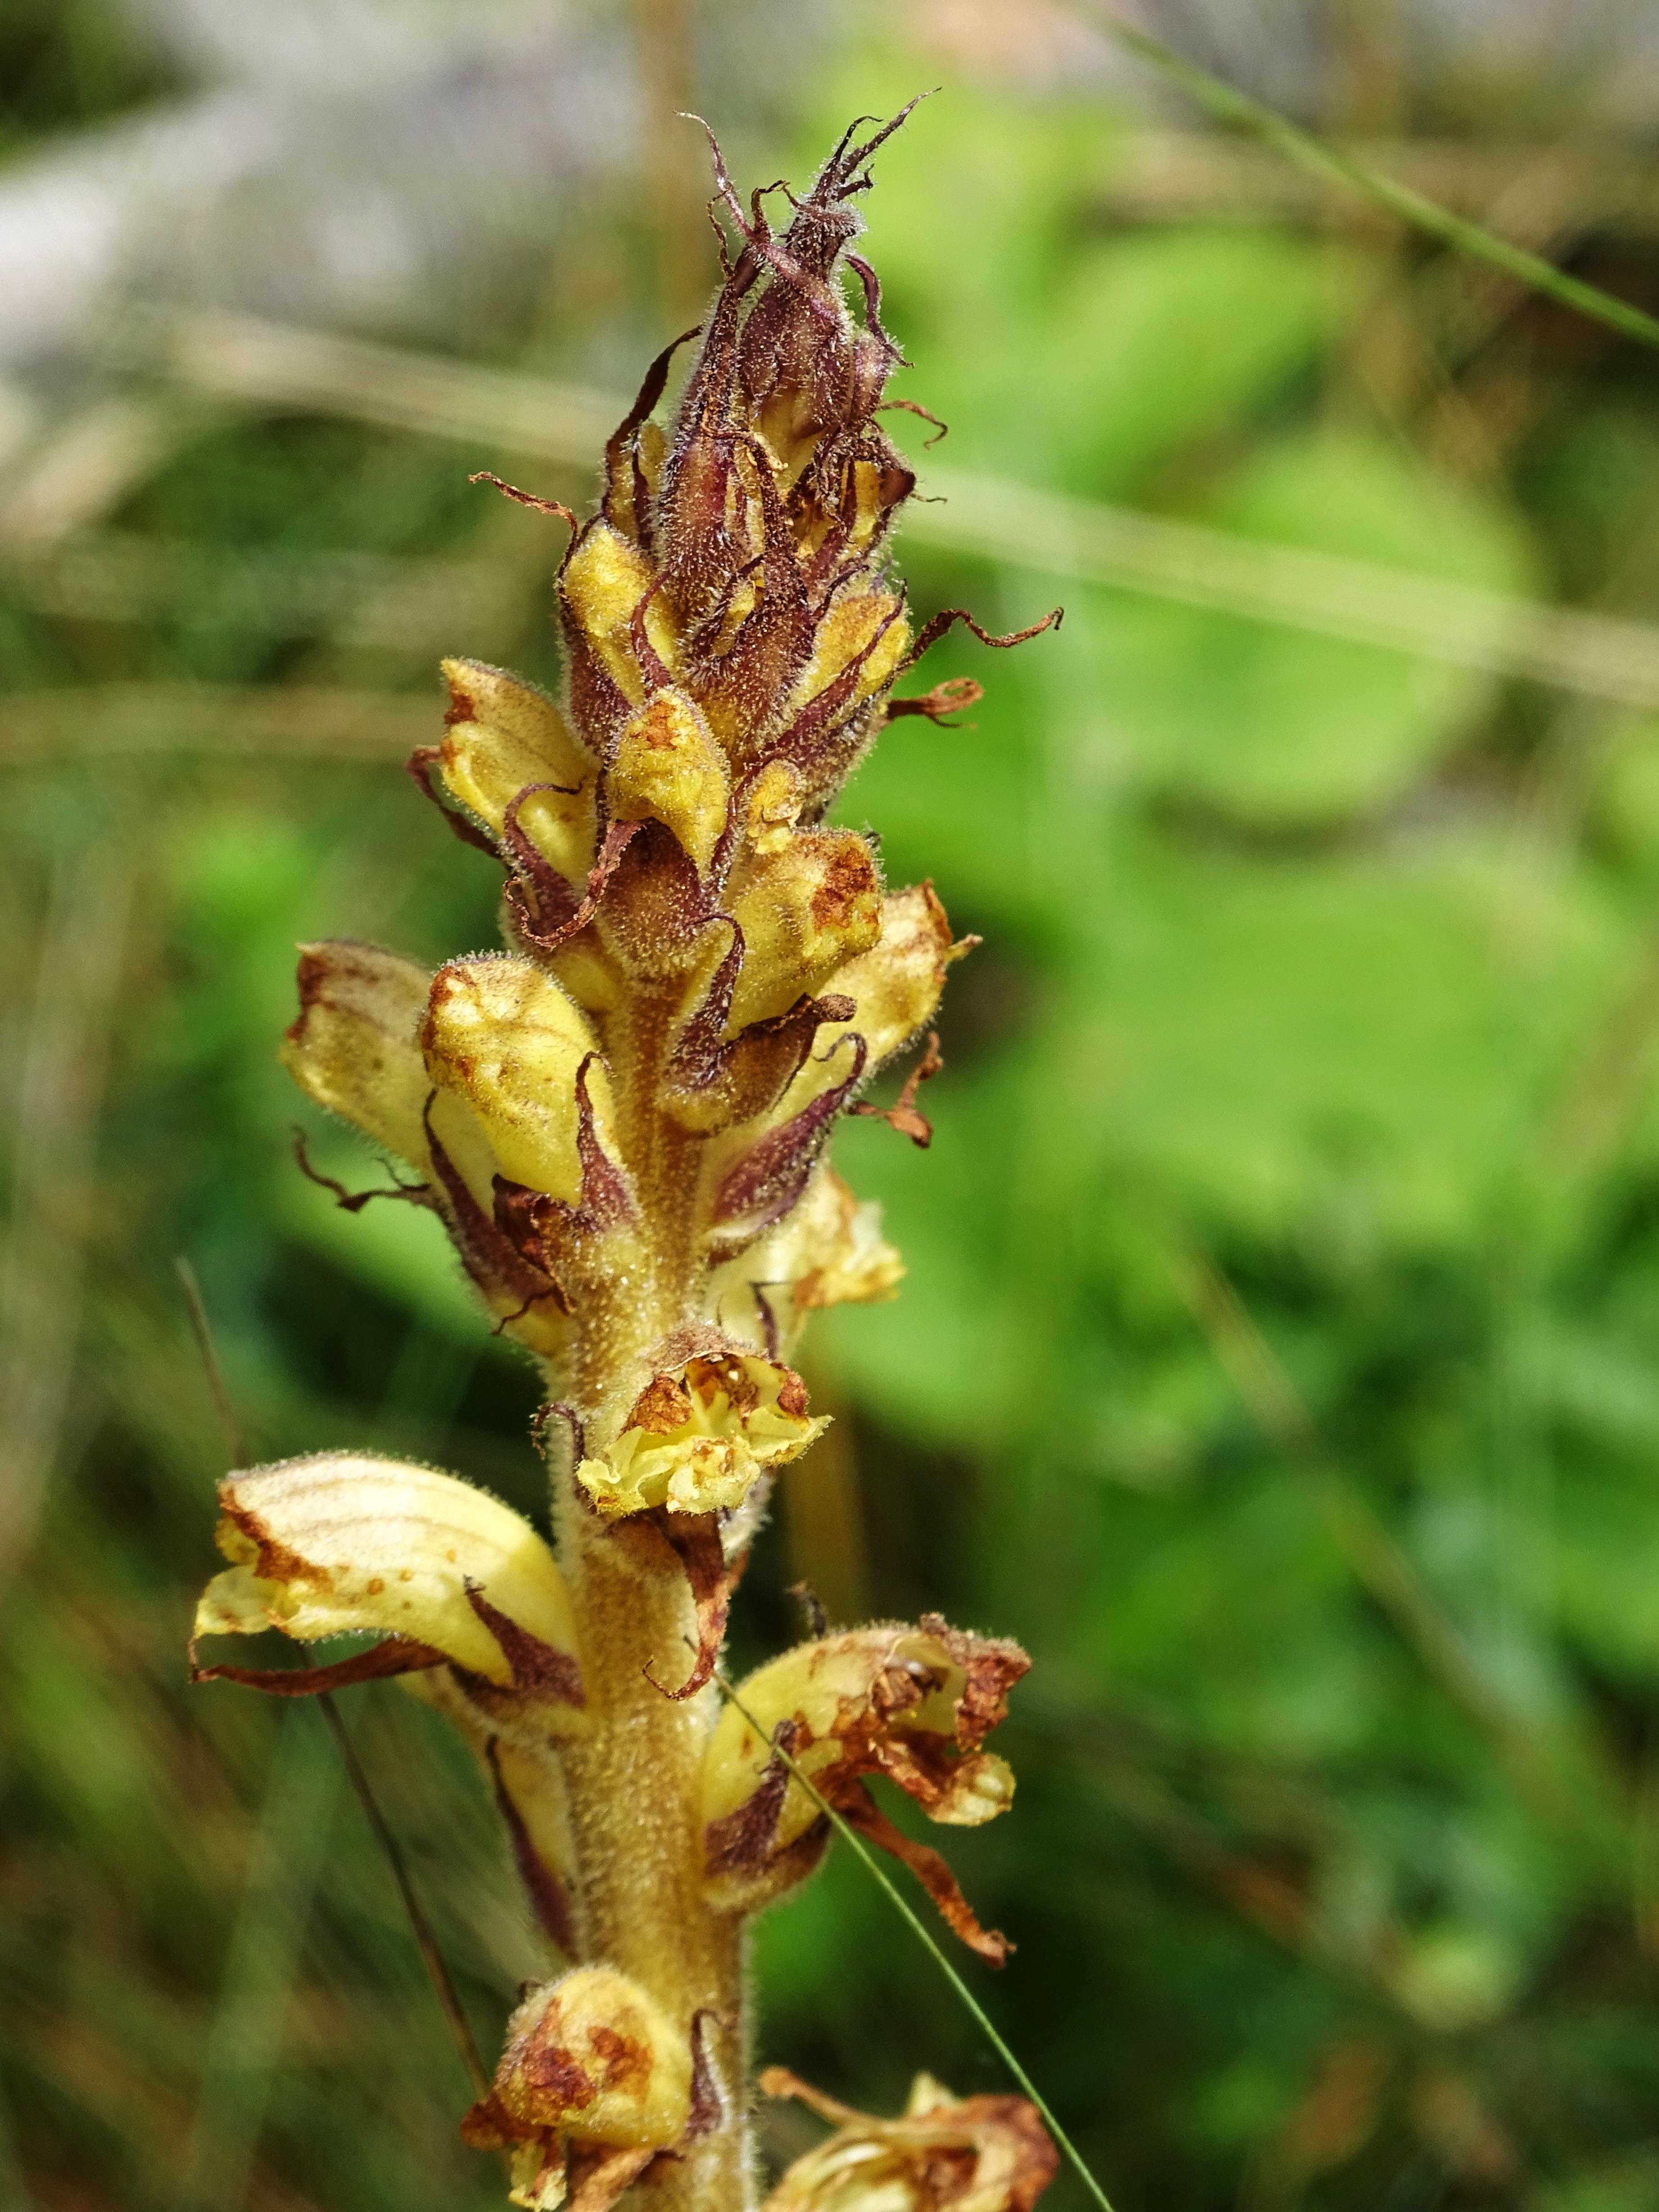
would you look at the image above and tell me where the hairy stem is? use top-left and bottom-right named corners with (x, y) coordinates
top-left (559, 1522), bottom-right (749, 2208)
top-left (549, 990), bottom-right (751, 2207)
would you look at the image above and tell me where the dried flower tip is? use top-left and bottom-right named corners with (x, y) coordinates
top-left (759, 2068), bottom-right (1059, 2212)
top-left (191, 1454), bottom-right (586, 1724)
top-left (577, 1353), bottom-right (826, 1518)
top-left (713, 1166), bottom-right (902, 1350)
top-left (701, 1617), bottom-right (1027, 1956)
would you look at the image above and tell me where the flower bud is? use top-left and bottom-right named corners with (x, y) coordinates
top-left (281, 939), bottom-right (432, 1170)
top-left (461, 1968), bottom-right (696, 2210)
top-left (726, 831), bottom-right (883, 1030)
top-left (784, 592), bottom-right (911, 727)
top-left (191, 1454), bottom-right (586, 1728)
top-left (701, 1618), bottom-right (1027, 1957)
top-left (436, 658), bottom-right (596, 885)
top-left (759, 2069), bottom-right (1059, 2212)
top-left (559, 518), bottom-right (680, 720)
top-left (421, 955), bottom-right (617, 1208)
top-left (607, 690), bottom-right (729, 876)
top-left (577, 1353), bottom-right (826, 1519)
top-left (487, 1968), bottom-right (692, 2147)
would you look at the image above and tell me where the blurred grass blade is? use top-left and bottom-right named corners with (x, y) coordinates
top-left (712, 1670), bottom-right (1119, 2212)
top-left (114, 310), bottom-right (1659, 713)
top-left (912, 472), bottom-right (1659, 711)
top-left (142, 308), bottom-right (619, 467)
top-left (315, 1695), bottom-right (491, 2103)
top-left (0, 684), bottom-right (435, 767)
top-left (174, 1257), bottom-right (248, 1469)
top-left (0, 836), bottom-right (134, 1579)
top-left (1095, 13), bottom-right (1659, 354)
top-left (176, 1708), bottom-right (340, 2211)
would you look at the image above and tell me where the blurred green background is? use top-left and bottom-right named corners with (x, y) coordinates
top-left (11, 0), bottom-right (1659, 2205)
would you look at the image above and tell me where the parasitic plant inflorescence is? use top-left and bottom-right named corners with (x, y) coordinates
top-left (190, 105), bottom-right (1061, 2212)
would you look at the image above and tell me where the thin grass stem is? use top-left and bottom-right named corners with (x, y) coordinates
top-left (314, 1696), bottom-right (491, 2102)
top-left (1094, 14), bottom-right (1659, 355)
top-left (173, 1258), bottom-right (491, 2106)
top-left (712, 1669), bottom-right (1118, 2212)
top-left (174, 1256), bottom-right (249, 1469)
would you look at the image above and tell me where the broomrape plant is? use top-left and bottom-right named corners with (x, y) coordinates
top-left (188, 106), bottom-right (1063, 2212)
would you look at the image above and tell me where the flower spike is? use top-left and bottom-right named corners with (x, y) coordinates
top-left (218, 107), bottom-right (1064, 2205)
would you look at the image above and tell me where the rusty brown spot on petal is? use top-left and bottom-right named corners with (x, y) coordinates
top-left (459, 2090), bottom-right (541, 2151)
top-left (216, 1494), bottom-right (331, 1596)
top-left (704, 1720), bottom-right (797, 1875)
top-left (588, 2026), bottom-right (653, 2097)
top-left (629, 1371), bottom-right (696, 1435)
top-left (809, 837), bottom-right (878, 931)
top-left (520, 2036), bottom-right (598, 2112)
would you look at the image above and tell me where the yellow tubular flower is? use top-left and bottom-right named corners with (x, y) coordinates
top-left (281, 939), bottom-right (432, 1169)
top-left (607, 691), bottom-right (730, 877)
top-left (191, 1454), bottom-right (587, 1730)
top-left (435, 657), bottom-right (597, 885)
top-left (420, 955), bottom-right (614, 1208)
top-left (576, 1352), bottom-right (827, 1519)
